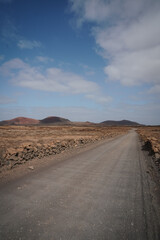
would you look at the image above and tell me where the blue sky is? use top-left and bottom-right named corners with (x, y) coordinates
top-left (0, 0), bottom-right (160, 124)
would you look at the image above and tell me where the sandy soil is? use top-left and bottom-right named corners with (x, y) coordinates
top-left (0, 125), bottom-right (130, 174)
top-left (0, 125), bottom-right (130, 148)
top-left (0, 130), bottom-right (160, 239)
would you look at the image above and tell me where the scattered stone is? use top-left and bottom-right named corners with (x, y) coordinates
top-left (151, 137), bottom-right (157, 141)
top-left (28, 166), bottom-right (34, 170)
top-left (137, 127), bottom-right (160, 172)
top-left (0, 126), bottom-right (130, 170)
top-left (155, 153), bottom-right (160, 159)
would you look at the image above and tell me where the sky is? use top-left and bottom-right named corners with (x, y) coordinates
top-left (0, 0), bottom-right (160, 125)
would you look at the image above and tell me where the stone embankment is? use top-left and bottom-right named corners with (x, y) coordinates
top-left (0, 137), bottom-right (100, 169)
top-left (138, 130), bottom-right (160, 171)
top-left (0, 125), bottom-right (130, 171)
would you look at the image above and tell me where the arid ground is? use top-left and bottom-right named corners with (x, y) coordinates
top-left (0, 125), bottom-right (160, 172)
top-left (0, 128), bottom-right (160, 239)
top-left (0, 125), bottom-right (130, 171)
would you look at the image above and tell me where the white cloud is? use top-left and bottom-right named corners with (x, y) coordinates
top-left (104, 45), bottom-right (160, 86)
top-left (86, 94), bottom-right (112, 104)
top-left (69, 0), bottom-right (160, 88)
top-left (0, 58), bottom-right (110, 105)
top-left (36, 56), bottom-right (54, 63)
top-left (17, 40), bottom-right (41, 49)
top-left (148, 85), bottom-right (160, 94)
top-left (0, 58), bottom-right (28, 76)
top-left (69, 0), bottom-right (152, 25)
top-left (1, 18), bottom-right (41, 50)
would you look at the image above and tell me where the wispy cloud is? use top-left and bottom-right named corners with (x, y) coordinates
top-left (17, 40), bottom-right (41, 49)
top-left (36, 56), bottom-right (54, 63)
top-left (0, 58), bottom-right (111, 105)
top-left (0, 58), bottom-right (28, 76)
top-left (80, 63), bottom-right (95, 76)
top-left (86, 94), bottom-right (112, 104)
top-left (69, 0), bottom-right (160, 92)
top-left (1, 18), bottom-right (18, 44)
top-left (1, 17), bottom-right (42, 50)
top-left (148, 85), bottom-right (160, 94)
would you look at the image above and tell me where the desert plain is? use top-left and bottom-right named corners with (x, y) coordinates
top-left (0, 124), bottom-right (159, 174)
top-left (0, 125), bottom-right (130, 170)
top-left (0, 124), bottom-right (160, 240)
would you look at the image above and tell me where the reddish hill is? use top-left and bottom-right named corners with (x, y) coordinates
top-left (40, 116), bottom-right (70, 125)
top-left (0, 116), bottom-right (71, 126)
top-left (0, 117), bottom-right (40, 125)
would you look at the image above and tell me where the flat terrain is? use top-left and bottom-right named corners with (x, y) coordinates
top-left (0, 125), bottom-right (129, 169)
top-left (0, 130), bottom-right (160, 240)
top-left (0, 125), bottom-right (129, 148)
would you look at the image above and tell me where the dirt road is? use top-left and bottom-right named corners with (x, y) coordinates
top-left (0, 130), bottom-right (160, 239)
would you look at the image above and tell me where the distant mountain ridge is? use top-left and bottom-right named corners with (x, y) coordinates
top-left (0, 117), bottom-right (141, 126)
top-left (0, 116), bottom-right (70, 126)
top-left (100, 120), bottom-right (141, 126)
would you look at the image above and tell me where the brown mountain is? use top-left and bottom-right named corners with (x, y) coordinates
top-left (0, 117), bottom-right (40, 125)
top-left (40, 116), bottom-right (71, 125)
top-left (0, 117), bottom-right (141, 126)
top-left (0, 116), bottom-right (71, 126)
top-left (100, 120), bottom-right (141, 126)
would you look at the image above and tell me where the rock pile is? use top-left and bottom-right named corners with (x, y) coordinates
top-left (0, 125), bottom-right (130, 171)
top-left (0, 137), bottom-right (100, 169)
top-left (139, 133), bottom-right (160, 171)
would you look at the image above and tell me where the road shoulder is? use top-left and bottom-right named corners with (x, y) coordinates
top-left (0, 134), bottom-right (123, 185)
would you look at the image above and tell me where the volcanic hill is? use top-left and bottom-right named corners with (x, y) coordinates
top-left (0, 117), bottom-right (141, 126)
top-left (40, 116), bottom-right (71, 125)
top-left (0, 116), bottom-right (71, 126)
top-left (0, 117), bottom-right (40, 125)
top-left (100, 120), bottom-right (141, 126)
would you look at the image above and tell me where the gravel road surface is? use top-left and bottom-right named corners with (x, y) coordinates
top-left (0, 130), bottom-right (160, 240)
